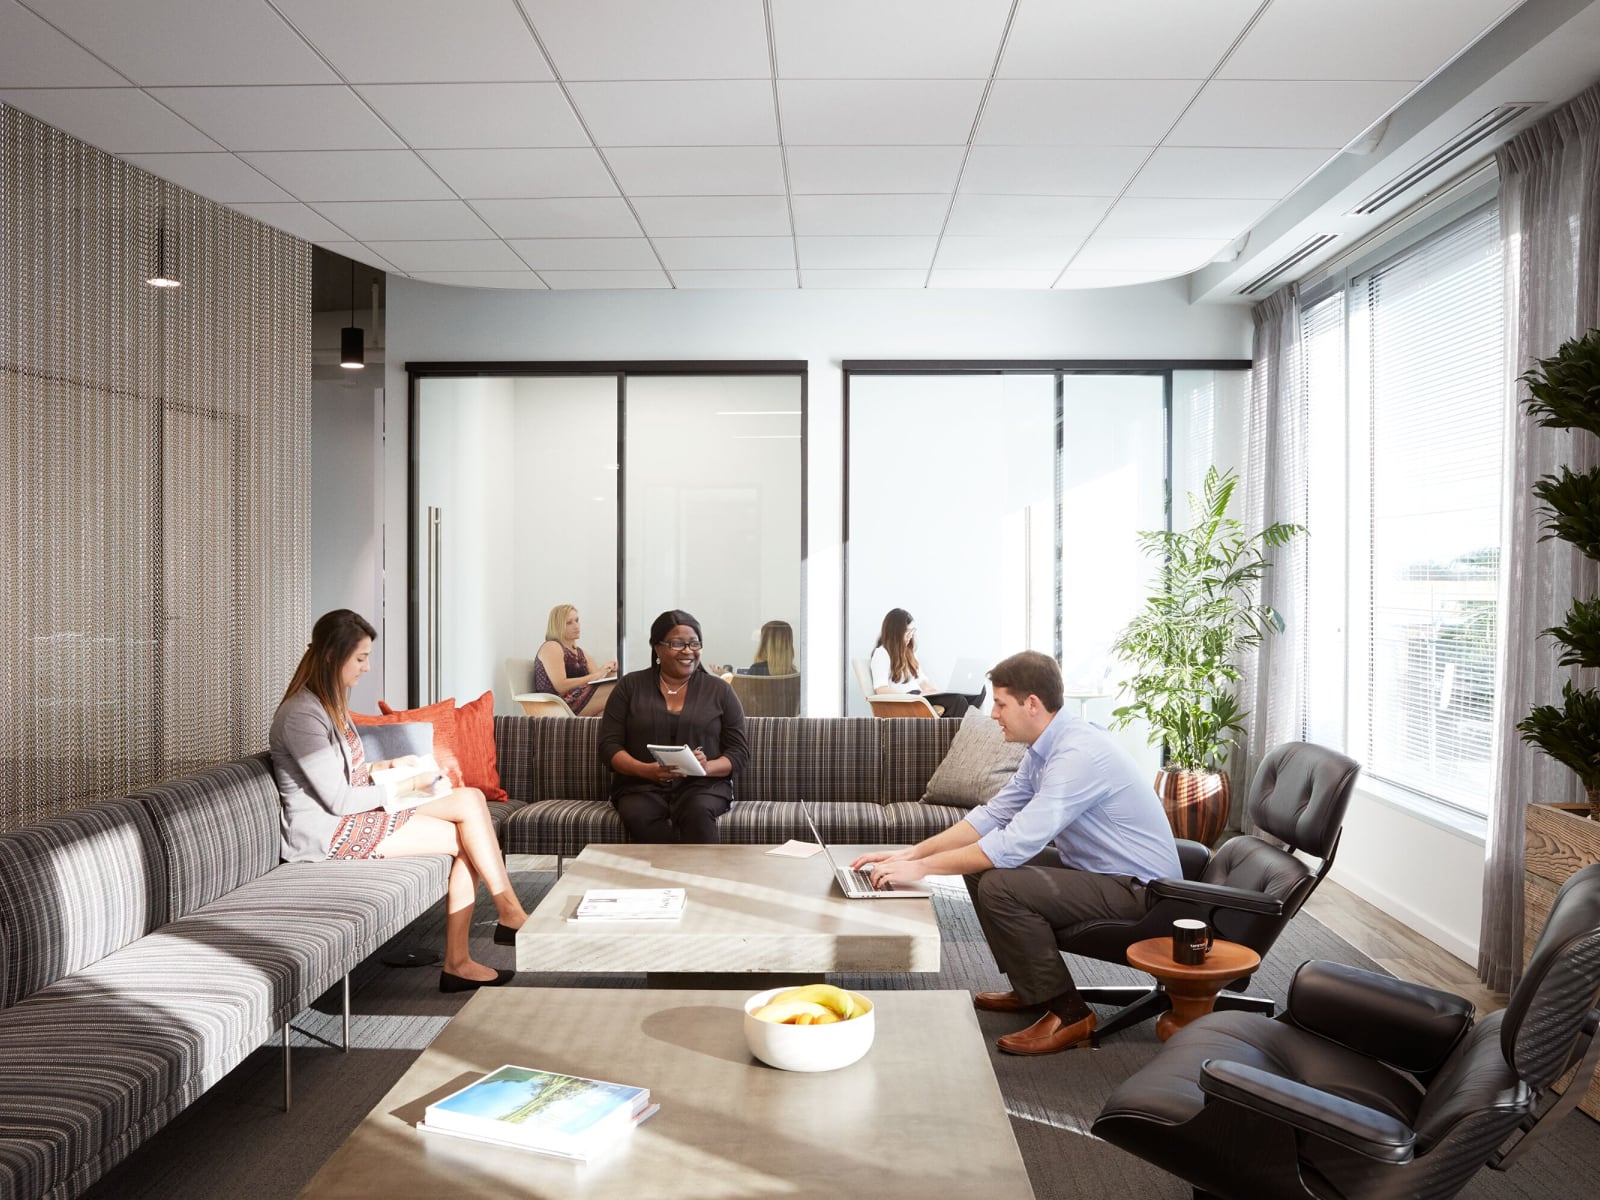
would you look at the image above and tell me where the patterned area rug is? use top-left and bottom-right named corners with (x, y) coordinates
top-left (83, 859), bottom-right (1600, 1200)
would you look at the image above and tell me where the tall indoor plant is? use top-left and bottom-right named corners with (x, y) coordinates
top-left (1515, 327), bottom-right (1600, 821)
top-left (1111, 466), bottom-right (1305, 844)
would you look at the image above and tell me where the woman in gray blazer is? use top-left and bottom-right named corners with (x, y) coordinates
top-left (270, 609), bottom-right (527, 993)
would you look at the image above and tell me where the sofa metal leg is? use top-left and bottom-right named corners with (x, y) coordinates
top-left (556, 855), bottom-right (564, 878)
top-left (282, 1024), bottom-right (292, 1112)
top-left (342, 973), bottom-right (351, 1052)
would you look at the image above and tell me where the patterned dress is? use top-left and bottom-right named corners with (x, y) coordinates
top-left (326, 719), bottom-right (413, 860)
top-left (533, 641), bottom-right (599, 713)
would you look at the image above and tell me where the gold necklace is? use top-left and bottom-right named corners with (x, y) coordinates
top-left (661, 675), bottom-right (690, 697)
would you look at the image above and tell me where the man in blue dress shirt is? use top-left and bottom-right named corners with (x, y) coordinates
top-left (853, 650), bottom-right (1180, 1055)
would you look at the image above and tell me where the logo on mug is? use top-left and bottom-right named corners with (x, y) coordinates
top-left (1172, 918), bottom-right (1212, 965)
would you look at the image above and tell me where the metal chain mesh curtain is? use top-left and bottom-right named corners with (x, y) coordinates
top-left (1, 105), bottom-right (311, 831)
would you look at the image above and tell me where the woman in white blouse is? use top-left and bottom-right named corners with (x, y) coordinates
top-left (869, 607), bottom-right (980, 717)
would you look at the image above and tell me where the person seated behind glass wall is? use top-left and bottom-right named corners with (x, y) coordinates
top-left (729, 619), bottom-right (795, 676)
top-left (870, 607), bottom-right (984, 717)
top-left (600, 609), bottom-right (748, 842)
top-left (534, 604), bottom-right (617, 717)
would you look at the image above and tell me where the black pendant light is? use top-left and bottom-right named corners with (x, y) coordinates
top-left (340, 260), bottom-right (365, 369)
top-left (146, 221), bottom-right (180, 288)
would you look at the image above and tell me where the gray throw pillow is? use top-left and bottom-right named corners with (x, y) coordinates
top-left (920, 714), bottom-right (1026, 808)
top-left (357, 720), bottom-right (434, 762)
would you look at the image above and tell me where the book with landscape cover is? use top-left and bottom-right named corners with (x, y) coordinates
top-left (419, 1064), bottom-right (656, 1160)
top-left (570, 887), bottom-right (687, 922)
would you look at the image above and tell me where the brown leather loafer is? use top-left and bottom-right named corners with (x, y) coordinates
top-left (996, 1011), bottom-right (1098, 1056)
top-left (973, 989), bottom-right (1040, 1013)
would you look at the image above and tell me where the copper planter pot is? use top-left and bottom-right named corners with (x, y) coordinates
top-left (1154, 769), bottom-right (1231, 847)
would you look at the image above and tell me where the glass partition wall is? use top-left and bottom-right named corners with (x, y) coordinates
top-left (845, 363), bottom-right (1248, 773)
top-left (411, 364), bottom-right (804, 714)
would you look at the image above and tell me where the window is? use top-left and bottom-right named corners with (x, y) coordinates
top-left (1327, 204), bottom-right (1506, 815)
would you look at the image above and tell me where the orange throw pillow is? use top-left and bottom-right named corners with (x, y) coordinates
top-left (450, 690), bottom-right (507, 802)
top-left (356, 698), bottom-right (464, 790)
top-left (373, 692), bottom-right (507, 802)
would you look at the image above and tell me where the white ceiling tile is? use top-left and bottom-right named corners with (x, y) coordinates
top-left (407, 271), bottom-right (550, 289)
top-left (471, 197), bottom-right (641, 238)
top-left (0, 2), bottom-right (128, 86)
top-left (319, 241), bottom-right (402, 273)
top-left (272, 0), bottom-right (553, 84)
top-left (1096, 197), bottom-right (1274, 240)
top-left (786, 146), bottom-right (965, 194)
top-left (772, 0), bottom-right (1012, 78)
top-left (1168, 80), bottom-right (1415, 148)
top-left (1055, 268), bottom-right (1182, 290)
top-left (568, 81), bottom-right (777, 146)
top-left (419, 148), bottom-right (617, 198)
top-left (242, 151), bottom-right (454, 201)
top-left (1125, 147), bottom-right (1333, 199)
top-left (150, 86), bottom-right (401, 152)
top-left (24, 0), bottom-right (336, 85)
top-left (309, 200), bottom-right (493, 240)
top-left (522, 0), bottom-right (770, 80)
top-left (1071, 236), bottom-right (1230, 272)
top-left (978, 80), bottom-right (1196, 145)
top-left (633, 196), bottom-right (792, 238)
top-left (959, 146), bottom-right (1148, 196)
top-left (791, 194), bottom-right (950, 236)
top-left (779, 80), bottom-right (985, 145)
top-left (230, 202), bottom-right (347, 242)
top-left (540, 269), bottom-right (670, 289)
top-left (795, 236), bottom-right (936, 269)
top-left (999, 1), bottom-right (1261, 79)
top-left (927, 269), bottom-right (1057, 288)
top-left (800, 269), bottom-right (927, 288)
top-left (655, 237), bottom-right (795, 270)
top-left (671, 270), bottom-right (799, 289)
top-left (605, 147), bottom-right (785, 196)
top-left (0, 88), bottom-right (218, 152)
top-left (120, 152), bottom-right (291, 202)
top-left (358, 83), bottom-right (587, 149)
top-left (508, 238), bottom-right (661, 269)
top-left (946, 195), bottom-right (1110, 237)
top-left (1221, 0), bottom-right (1521, 82)
top-left (935, 236), bottom-right (1082, 270)
top-left (367, 240), bottom-right (526, 271)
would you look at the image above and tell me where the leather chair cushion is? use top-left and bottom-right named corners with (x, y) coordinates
top-left (1201, 835), bottom-right (1310, 900)
top-left (1246, 742), bottom-right (1359, 856)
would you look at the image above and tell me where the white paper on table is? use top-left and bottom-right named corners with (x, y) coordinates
top-left (767, 839), bottom-right (823, 858)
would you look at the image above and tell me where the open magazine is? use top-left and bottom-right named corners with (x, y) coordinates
top-left (368, 755), bottom-right (448, 811)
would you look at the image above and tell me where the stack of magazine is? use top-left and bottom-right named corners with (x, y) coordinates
top-left (569, 887), bottom-right (687, 922)
top-left (418, 1064), bottom-right (658, 1161)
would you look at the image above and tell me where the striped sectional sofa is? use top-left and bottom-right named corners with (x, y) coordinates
top-left (0, 755), bottom-right (448, 1200)
top-left (494, 715), bottom-right (971, 858)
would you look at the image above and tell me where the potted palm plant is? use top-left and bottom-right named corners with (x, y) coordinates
top-left (1111, 467), bottom-right (1305, 845)
top-left (1516, 326), bottom-right (1600, 822)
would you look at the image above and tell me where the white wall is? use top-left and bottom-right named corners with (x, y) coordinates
top-left (383, 279), bottom-right (1253, 715)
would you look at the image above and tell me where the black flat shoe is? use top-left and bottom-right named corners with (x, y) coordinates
top-left (439, 968), bottom-right (515, 994)
top-left (493, 923), bottom-right (521, 946)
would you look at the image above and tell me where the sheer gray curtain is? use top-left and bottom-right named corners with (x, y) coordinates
top-left (1236, 284), bottom-right (1310, 813)
top-left (1480, 82), bottom-right (1600, 992)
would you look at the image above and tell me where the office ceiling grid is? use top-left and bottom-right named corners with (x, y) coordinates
top-left (0, 0), bottom-right (1530, 290)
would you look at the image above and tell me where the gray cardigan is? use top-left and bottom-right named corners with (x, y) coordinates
top-left (269, 689), bottom-right (382, 862)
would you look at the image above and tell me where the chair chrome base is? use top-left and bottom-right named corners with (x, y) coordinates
top-left (1078, 983), bottom-right (1274, 1038)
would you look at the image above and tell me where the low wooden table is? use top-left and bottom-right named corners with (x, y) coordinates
top-left (1125, 936), bottom-right (1263, 1041)
top-left (300, 987), bottom-right (1034, 1200)
top-left (515, 844), bottom-right (941, 984)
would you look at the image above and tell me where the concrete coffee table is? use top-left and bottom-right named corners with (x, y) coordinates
top-left (514, 844), bottom-right (941, 984)
top-left (300, 987), bottom-right (1034, 1200)
top-left (1125, 936), bottom-right (1263, 1041)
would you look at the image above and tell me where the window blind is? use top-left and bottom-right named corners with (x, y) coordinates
top-left (1348, 204), bottom-right (1504, 813)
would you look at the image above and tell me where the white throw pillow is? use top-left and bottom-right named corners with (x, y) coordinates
top-left (920, 714), bottom-right (1025, 808)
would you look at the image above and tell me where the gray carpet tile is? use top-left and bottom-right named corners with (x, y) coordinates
top-left (79, 860), bottom-right (1600, 1200)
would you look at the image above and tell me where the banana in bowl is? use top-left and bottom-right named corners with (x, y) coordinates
top-left (742, 983), bottom-right (875, 1072)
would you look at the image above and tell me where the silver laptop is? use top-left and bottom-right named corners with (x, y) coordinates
top-left (798, 797), bottom-right (934, 899)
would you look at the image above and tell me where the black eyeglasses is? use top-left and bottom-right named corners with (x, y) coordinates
top-left (657, 639), bottom-right (703, 651)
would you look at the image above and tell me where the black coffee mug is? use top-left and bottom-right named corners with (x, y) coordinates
top-left (1172, 918), bottom-right (1212, 965)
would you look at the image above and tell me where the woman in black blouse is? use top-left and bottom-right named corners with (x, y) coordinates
top-left (599, 609), bottom-right (749, 842)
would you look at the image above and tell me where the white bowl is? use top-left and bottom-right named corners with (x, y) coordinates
top-left (742, 986), bottom-right (875, 1073)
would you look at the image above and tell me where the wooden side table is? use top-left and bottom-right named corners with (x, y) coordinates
top-left (1125, 937), bottom-right (1263, 1041)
